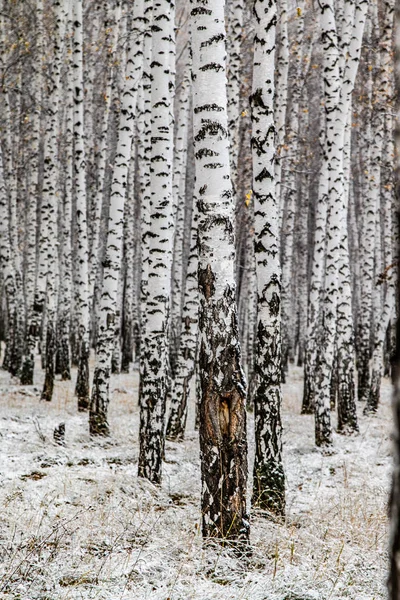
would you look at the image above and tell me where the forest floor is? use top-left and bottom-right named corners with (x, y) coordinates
top-left (0, 358), bottom-right (392, 600)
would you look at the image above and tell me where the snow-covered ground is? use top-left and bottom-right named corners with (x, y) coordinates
top-left (0, 360), bottom-right (392, 599)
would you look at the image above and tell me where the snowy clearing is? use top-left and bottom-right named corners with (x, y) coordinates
top-left (0, 362), bottom-right (391, 600)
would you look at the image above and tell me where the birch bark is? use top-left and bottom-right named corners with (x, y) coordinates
top-left (138, 0), bottom-right (176, 482)
top-left (72, 0), bottom-right (91, 410)
top-left (90, 0), bottom-right (145, 435)
top-left (251, 0), bottom-right (285, 516)
top-left (190, 0), bottom-right (249, 543)
top-left (20, 0), bottom-right (44, 384)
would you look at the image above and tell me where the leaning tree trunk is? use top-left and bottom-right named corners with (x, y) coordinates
top-left (250, 0), bottom-right (285, 517)
top-left (190, 0), bottom-right (249, 544)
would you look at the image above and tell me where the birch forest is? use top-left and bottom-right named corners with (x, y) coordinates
top-left (0, 0), bottom-right (399, 597)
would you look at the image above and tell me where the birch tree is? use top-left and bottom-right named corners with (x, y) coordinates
top-left (313, 0), bottom-right (368, 446)
top-left (250, 0), bottom-right (285, 516)
top-left (138, 0), bottom-right (176, 483)
top-left (190, 0), bottom-right (249, 543)
top-left (89, 0), bottom-right (145, 435)
top-left (72, 0), bottom-right (91, 410)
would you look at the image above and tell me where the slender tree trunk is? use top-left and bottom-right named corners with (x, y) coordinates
top-left (41, 0), bottom-right (66, 402)
top-left (169, 58), bottom-right (191, 376)
top-left (251, 0), bottom-right (285, 516)
top-left (226, 0), bottom-right (244, 192)
top-left (275, 0), bottom-right (289, 223)
top-left (20, 0), bottom-right (44, 385)
top-left (90, 0), bottom-right (145, 435)
top-left (166, 196), bottom-right (198, 441)
top-left (138, 0), bottom-right (176, 482)
top-left (72, 0), bottom-right (91, 410)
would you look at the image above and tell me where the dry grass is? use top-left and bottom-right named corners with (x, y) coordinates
top-left (0, 361), bottom-right (391, 599)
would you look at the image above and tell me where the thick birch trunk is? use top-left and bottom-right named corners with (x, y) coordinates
top-left (190, 0), bottom-right (249, 544)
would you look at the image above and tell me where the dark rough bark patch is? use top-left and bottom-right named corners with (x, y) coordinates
top-left (198, 264), bottom-right (216, 300)
top-left (301, 368), bottom-right (315, 414)
top-left (89, 366), bottom-right (110, 436)
top-left (365, 370), bottom-right (380, 415)
top-left (20, 354), bottom-right (34, 386)
top-left (76, 339), bottom-right (90, 411)
top-left (41, 321), bottom-right (56, 402)
top-left (121, 316), bottom-right (133, 373)
top-left (330, 355), bottom-right (338, 411)
top-left (199, 285), bottom-right (249, 546)
top-left (337, 344), bottom-right (359, 433)
top-left (165, 375), bottom-right (190, 441)
top-left (59, 336), bottom-right (71, 381)
top-left (138, 327), bottom-right (169, 485)
top-left (357, 350), bottom-right (370, 402)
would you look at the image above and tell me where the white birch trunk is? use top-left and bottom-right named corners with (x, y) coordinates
top-left (251, 0), bottom-right (285, 516)
top-left (314, 0), bottom-right (368, 446)
top-left (170, 57), bottom-right (191, 374)
top-left (72, 0), bottom-right (91, 410)
top-left (41, 0), bottom-right (66, 402)
top-left (226, 0), bottom-right (244, 191)
top-left (20, 0), bottom-right (44, 385)
top-left (90, 0), bottom-right (145, 435)
top-left (138, 0), bottom-right (176, 483)
top-left (88, 1), bottom-right (122, 306)
top-left (190, 0), bottom-right (249, 544)
top-left (275, 0), bottom-right (289, 220)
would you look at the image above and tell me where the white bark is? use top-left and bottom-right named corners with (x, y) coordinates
top-left (251, 0), bottom-right (285, 516)
top-left (90, 0), bottom-right (146, 435)
top-left (138, 0), bottom-right (176, 483)
top-left (89, 1), bottom-right (122, 305)
top-left (314, 0), bottom-right (368, 446)
top-left (190, 0), bottom-right (249, 543)
top-left (275, 0), bottom-right (289, 219)
top-left (170, 56), bottom-right (191, 373)
top-left (226, 0), bottom-right (244, 190)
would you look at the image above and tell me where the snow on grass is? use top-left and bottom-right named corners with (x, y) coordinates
top-left (0, 361), bottom-right (391, 599)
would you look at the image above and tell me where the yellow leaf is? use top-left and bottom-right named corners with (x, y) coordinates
top-left (297, 7), bottom-right (302, 16)
top-left (241, 109), bottom-right (248, 117)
